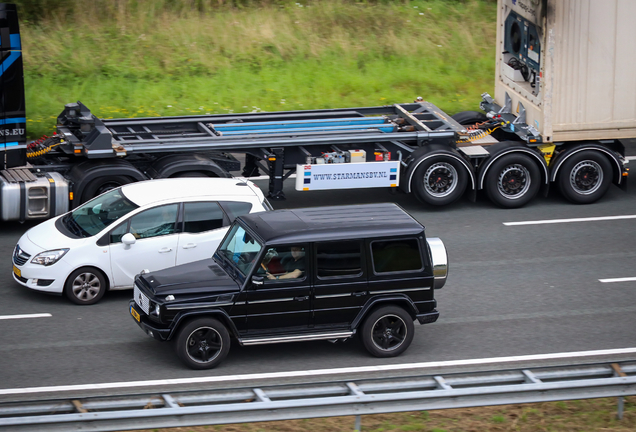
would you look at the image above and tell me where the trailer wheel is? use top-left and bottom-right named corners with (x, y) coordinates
top-left (412, 156), bottom-right (468, 206)
top-left (81, 176), bottom-right (132, 202)
top-left (451, 111), bottom-right (488, 126)
top-left (174, 318), bottom-right (230, 369)
top-left (557, 150), bottom-right (612, 204)
top-left (171, 171), bottom-right (216, 178)
top-left (484, 153), bottom-right (540, 208)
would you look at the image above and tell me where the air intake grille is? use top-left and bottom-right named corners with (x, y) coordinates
top-left (13, 245), bottom-right (31, 266)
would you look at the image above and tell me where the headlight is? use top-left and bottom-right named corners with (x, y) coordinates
top-left (31, 249), bottom-right (69, 266)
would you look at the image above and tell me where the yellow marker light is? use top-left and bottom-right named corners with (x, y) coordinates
top-left (303, 188), bottom-right (309, 191)
top-left (69, 192), bottom-right (74, 201)
top-left (268, 157), bottom-right (276, 161)
top-left (74, 149), bottom-right (81, 154)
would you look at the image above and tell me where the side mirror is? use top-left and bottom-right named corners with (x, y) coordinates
top-left (122, 233), bottom-right (137, 249)
top-left (252, 275), bottom-right (264, 286)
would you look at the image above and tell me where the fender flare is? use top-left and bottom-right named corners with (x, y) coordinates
top-left (168, 308), bottom-right (240, 341)
top-left (67, 159), bottom-right (147, 207)
top-left (477, 142), bottom-right (549, 190)
top-left (351, 295), bottom-right (419, 330)
top-left (149, 154), bottom-right (232, 179)
top-left (549, 144), bottom-right (624, 185)
top-left (402, 145), bottom-right (475, 193)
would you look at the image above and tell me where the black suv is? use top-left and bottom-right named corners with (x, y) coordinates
top-left (129, 203), bottom-right (447, 369)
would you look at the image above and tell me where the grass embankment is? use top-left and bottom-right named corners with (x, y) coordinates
top-left (18, 0), bottom-right (497, 139)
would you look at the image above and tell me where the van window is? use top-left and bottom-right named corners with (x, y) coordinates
top-left (316, 241), bottom-right (362, 278)
top-left (183, 202), bottom-right (225, 233)
top-left (371, 239), bottom-right (423, 273)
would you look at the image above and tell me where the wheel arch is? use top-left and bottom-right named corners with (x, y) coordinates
top-left (149, 154), bottom-right (232, 179)
top-left (402, 145), bottom-right (476, 194)
top-left (477, 142), bottom-right (549, 190)
top-left (168, 309), bottom-right (239, 341)
top-left (351, 295), bottom-right (418, 330)
top-left (65, 264), bottom-right (111, 291)
top-left (549, 144), bottom-right (624, 185)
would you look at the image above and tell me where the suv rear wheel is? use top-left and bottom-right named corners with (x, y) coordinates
top-left (361, 305), bottom-right (414, 357)
top-left (174, 318), bottom-right (230, 369)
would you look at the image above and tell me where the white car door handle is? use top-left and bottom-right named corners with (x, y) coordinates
top-left (182, 243), bottom-right (197, 249)
top-left (158, 247), bottom-right (173, 253)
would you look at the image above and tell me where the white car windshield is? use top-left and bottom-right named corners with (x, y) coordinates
top-left (217, 223), bottom-right (262, 276)
top-left (63, 188), bottom-right (139, 238)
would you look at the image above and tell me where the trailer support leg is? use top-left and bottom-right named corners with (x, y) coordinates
top-left (267, 147), bottom-right (286, 200)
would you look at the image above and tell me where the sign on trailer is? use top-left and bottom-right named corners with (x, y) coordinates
top-left (295, 161), bottom-right (400, 191)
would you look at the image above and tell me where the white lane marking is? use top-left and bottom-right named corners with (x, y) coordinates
top-left (599, 277), bottom-right (636, 283)
top-left (0, 313), bottom-right (52, 320)
top-left (504, 215), bottom-right (636, 226)
top-left (1, 347), bottom-right (635, 396)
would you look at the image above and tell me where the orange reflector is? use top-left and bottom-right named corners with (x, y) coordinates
top-left (529, 139), bottom-right (537, 143)
top-left (69, 192), bottom-right (74, 201)
top-left (268, 157), bottom-right (276, 161)
top-left (74, 149), bottom-right (81, 154)
top-left (303, 188), bottom-right (309, 191)
top-left (623, 172), bottom-right (629, 177)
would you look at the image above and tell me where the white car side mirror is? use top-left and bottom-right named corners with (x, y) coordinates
top-left (122, 233), bottom-right (137, 249)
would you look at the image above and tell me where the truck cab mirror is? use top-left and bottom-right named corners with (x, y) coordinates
top-left (122, 232), bottom-right (137, 249)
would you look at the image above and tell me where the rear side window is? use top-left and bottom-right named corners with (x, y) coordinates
top-left (371, 239), bottom-right (423, 273)
top-left (183, 202), bottom-right (225, 233)
top-left (316, 241), bottom-right (362, 278)
top-left (220, 201), bottom-right (253, 223)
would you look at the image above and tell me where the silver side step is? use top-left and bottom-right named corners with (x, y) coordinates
top-left (240, 331), bottom-right (354, 346)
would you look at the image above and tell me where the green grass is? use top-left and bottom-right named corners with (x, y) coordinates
top-left (18, 0), bottom-right (497, 138)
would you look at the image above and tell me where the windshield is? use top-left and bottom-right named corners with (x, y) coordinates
top-left (64, 188), bottom-right (139, 238)
top-left (217, 223), bottom-right (262, 276)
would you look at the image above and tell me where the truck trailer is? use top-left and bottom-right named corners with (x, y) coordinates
top-left (0, 0), bottom-right (632, 222)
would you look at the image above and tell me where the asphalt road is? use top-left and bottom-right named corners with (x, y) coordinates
top-left (1, 169), bottom-right (636, 398)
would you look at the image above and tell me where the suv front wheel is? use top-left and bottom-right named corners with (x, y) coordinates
top-left (174, 317), bottom-right (230, 369)
top-left (361, 305), bottom-right (414, 357)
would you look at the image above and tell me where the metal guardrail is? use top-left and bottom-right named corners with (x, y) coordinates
top-left (0, 360), bottom-right (635, 432)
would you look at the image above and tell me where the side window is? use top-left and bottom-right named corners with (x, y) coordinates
top-left (109, 221), bottom-right (129, 244)
top-left (183, 202), bottom-right (225, 233)
top-left (371, 239), bottom-right (423, 274)
top-left (129, 204), bottom-right (178, 239)
top-left (258, 245), bottom-right (307, 282)
top-left (316, 241), bottom-right (362, 279)
top-left (220, 201), bottom-right (253, 223)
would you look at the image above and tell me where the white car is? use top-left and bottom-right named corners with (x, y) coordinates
top-left (12, 177), bottom-right (272, 305)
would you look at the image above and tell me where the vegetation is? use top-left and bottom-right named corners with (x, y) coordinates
top-left (15, 0), bottom-right (497, 138)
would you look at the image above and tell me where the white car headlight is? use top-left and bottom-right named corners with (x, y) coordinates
top-left (31, 249), bottom-right (69, 266)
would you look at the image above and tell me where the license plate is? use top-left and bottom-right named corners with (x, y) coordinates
top-left (13, 264), bottom-right (21, 278)
top-left (130, 306), bottom-right (140, 322)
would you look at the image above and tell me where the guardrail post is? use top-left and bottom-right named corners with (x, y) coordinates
top-left (354, 415), bottom-right (361, 431)
top-left (617, 397), bottom-right (624, 420)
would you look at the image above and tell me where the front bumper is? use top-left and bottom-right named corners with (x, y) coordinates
top-left (129, 300), bottom-right (171, 341)
top-left (12, 261), bottom-right (70, 294)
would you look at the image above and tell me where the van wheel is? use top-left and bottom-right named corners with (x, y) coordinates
top-left (174, 318), bottom-right (230, 369)
top-left (557, 150), bottom-right (612, 204)
top-left (361, 306), bottom-right (414, 358)
top-left (484, 153), bottom-right (540, 208)
top-left (64, 267), bottom-right (107, 305)
top-left (412, 156), bottom-right (468, 206)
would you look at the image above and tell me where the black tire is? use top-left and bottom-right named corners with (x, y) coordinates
top-left (484, 153), bottom-right (541, 208)
top-left (361, 305), bottom-right (415, 358)
top-left (451, 111), bottom-right (488, 126)
top-left (174, 318), bottom-right (230, 369)
top-left (557, 150), bottom-right (612, 204)
top-left (171, 171), bottom-right (215, 178)
top-left (81, 176), bottom-right (132, 203)
top-left (64, 267), bottom-right (107, 305)
top-left (411, 156), bottom-right (468, 206)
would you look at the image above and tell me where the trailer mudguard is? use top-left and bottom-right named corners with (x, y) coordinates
top-left (0, 3), bottom-right (26, 169)
top-left (147, 154), bottom-right (232, 179)
top-left (549, 142), bottom-right (625, 186)
top-left (67, 159), bottom-right (147, 207)
top-left (477, 141), bottom-right (549, 193)
top-left (401, 144), bottom-right (476, 194)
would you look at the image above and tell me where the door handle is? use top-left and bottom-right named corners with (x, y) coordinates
top-left (294, 296), bottom-right (309, 301)
top-left (158, 247), bottom-right (173, 253)
top-left (352, 291), bottom-right (367, 297)
top-left (182, 243), bottom-right (197, 249)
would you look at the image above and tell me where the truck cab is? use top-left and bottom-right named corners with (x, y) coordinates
top-left (129, 203), bottom-right (448, 369)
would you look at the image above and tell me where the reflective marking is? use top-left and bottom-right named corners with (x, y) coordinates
top-left (0, 313), bottom-right (52, 320)
top-left (599, 277), bottom-right (636, 283)
top-left (504, 215), bottom-right (636, 226)
top-left (2, 347), bottom-right (636, 396)
top-left (371, 287), bottom-right (430, 294)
